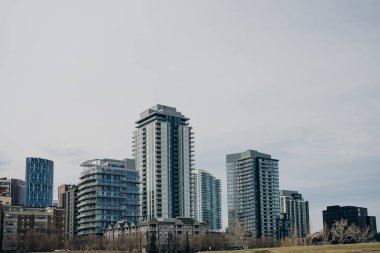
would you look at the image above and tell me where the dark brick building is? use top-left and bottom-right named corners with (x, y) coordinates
top-left (0, 204), bottom-right (64, 251)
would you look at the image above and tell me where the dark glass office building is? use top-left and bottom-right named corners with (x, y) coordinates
top-left (10, 179), bottom-right (25, 206)
top-left (323, 205), bottom-right (377, 238)
top-left (24, 157), bottom-right (54, 208)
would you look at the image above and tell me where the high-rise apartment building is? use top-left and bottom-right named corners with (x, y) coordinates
top-left (279, 190), bottom-right (310, 238)
top-left (10, 179), bottom-right (25, 206)
top-left (77, 158), bottom-right (140, 236)
top-left (58, 184), bottom-right (71, 208)
top-left (62, 184), bottom-right (79, 239)
top-left (25, 157), bottom-right (54, 208)
top-left (193, 169), bottom-right (222, 231)
top-left (227, 150), bottom-right (280, 238)
top-left (133, 105), bottom-right (195, 220)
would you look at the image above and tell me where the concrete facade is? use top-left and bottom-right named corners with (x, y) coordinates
top-left (227, 150), bottom-right (280, 238)
top-left (0, 204), bottom-right (64, 251)
top-left (62, 185), bottom-right (79, 239)
top-left (133, 105), bottom-right (195, 220)
top-left (104, 217), bottom-right (209, 247)
top-left (279, 190), bottom-right (310, 238)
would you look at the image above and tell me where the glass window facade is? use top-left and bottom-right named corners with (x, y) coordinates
top-left (133, 105), bottom-right (195, 220)
top-left (77, 159), bottom-right (140, 236)
top-left (226, 150), bottom-right (280, 238)
top-left (24, 157), bottom-right (53, 208)
top-left (193, 169), bottom-right (222, 231)
top-left (279, 190), bottom-right (310, 238)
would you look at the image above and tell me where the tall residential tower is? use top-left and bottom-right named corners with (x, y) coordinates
top-left (279, 190), bottom-right (310, 238)
top-left (227, 150), bottom-right (280, 238)
top-left (62, 184), bottom-right (79, 239)
top-left (133, 105), bottom-right (195, 220)
top-left (193, 169), bottom-right (222, 231)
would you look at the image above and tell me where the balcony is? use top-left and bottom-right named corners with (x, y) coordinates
top-left (77, 212), bottom-right (96, 219)
top-left (77, 188), bottom-right (97, 197)
top-left (77, 199), bottom-right (97, 208)
top-left (78, 194), bottom-right (98, 202)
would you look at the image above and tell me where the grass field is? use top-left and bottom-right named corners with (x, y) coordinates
top-left (208, 243), bottom-right (380, 253)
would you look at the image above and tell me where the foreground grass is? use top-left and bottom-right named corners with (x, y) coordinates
top-left (208, 243), bottom-right (380, 253)
top-left (34, 243), bottom-right (380, 253)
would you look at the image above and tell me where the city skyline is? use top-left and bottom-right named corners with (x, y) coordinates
top-left (1, 1), bottom-right (379, 232)
top-left (0, 102), bottom-right (378, 232)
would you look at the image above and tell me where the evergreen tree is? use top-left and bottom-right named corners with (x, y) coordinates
top-left (147, 231), bottom-right (159, 253)
top-left (184, 230), bottom-right (191, 253)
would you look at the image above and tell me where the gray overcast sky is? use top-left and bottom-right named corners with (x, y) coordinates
top-left (0, 0), bottom-right (379, 231)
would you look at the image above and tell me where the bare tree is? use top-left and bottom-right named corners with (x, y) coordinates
top-left (290, 225), bottom-right (299, 246)
top-left (322, 223), bottom-right (331, 245)
top-left (358, 226), bottom-right (372, 243)
top-left (347, 223), bottom-right (360, 243)
top-left (190, 234), bottom-right (203, 251)
top-left (331, 219), bottom-right (349, 244)
top-left (254, 237), bottom-right (278, 248)
top-left (229, 218), bottom-right (247, 249)
top-left (195, 233), bottom-right (229, 251)
top-left (280, 225), bottom-right (298, 247)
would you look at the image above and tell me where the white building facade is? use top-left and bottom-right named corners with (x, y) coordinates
top-left (280, 190), bottom-right (310, 238)
top-left (133, 105), bottom-right (195, 220)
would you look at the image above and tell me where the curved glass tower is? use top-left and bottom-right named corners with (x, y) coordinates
top-left (24, 157), bottom-right (54, 208)
top-left (77, 158), bottom-right (140, 236)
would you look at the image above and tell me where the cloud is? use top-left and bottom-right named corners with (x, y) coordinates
top-left (45, 145), bottom-right (87, 165)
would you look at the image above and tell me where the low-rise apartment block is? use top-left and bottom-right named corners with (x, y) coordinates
top-left (104, 217), bottom-right (209, 243)
top-left (0, 204), bottom-right (64, 251)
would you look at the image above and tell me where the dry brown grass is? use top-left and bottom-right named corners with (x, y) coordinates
top-left (207, 243), bottom-right (380, 253)
top-left (36, 243), bottom-right (380, 253)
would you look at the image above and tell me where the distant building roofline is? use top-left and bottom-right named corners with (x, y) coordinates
top-left (226, 149), bottom-right (278, 162)
top-left (136, 104), bottom-right (189, 124)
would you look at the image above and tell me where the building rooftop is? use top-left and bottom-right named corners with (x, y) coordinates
top-left (80, 158), bottom-right (135, 170)
top-left (226, 149), bottom-right (276, 162)
top-left (280, 190), bottom-right (304, 198)
top-left (325, 205), bottom-right (367, 210)
top-left (136, 104), bottom-right (189, 124)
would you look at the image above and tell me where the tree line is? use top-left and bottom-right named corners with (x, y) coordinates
top-left (309, 218), bottom-right (375, 245)
top-left (228, 218), bottom-right (377, 249)
top-left (64, 231), bottom-right (229, 253)
top-left (9, 219), bottom-right (378, 252)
